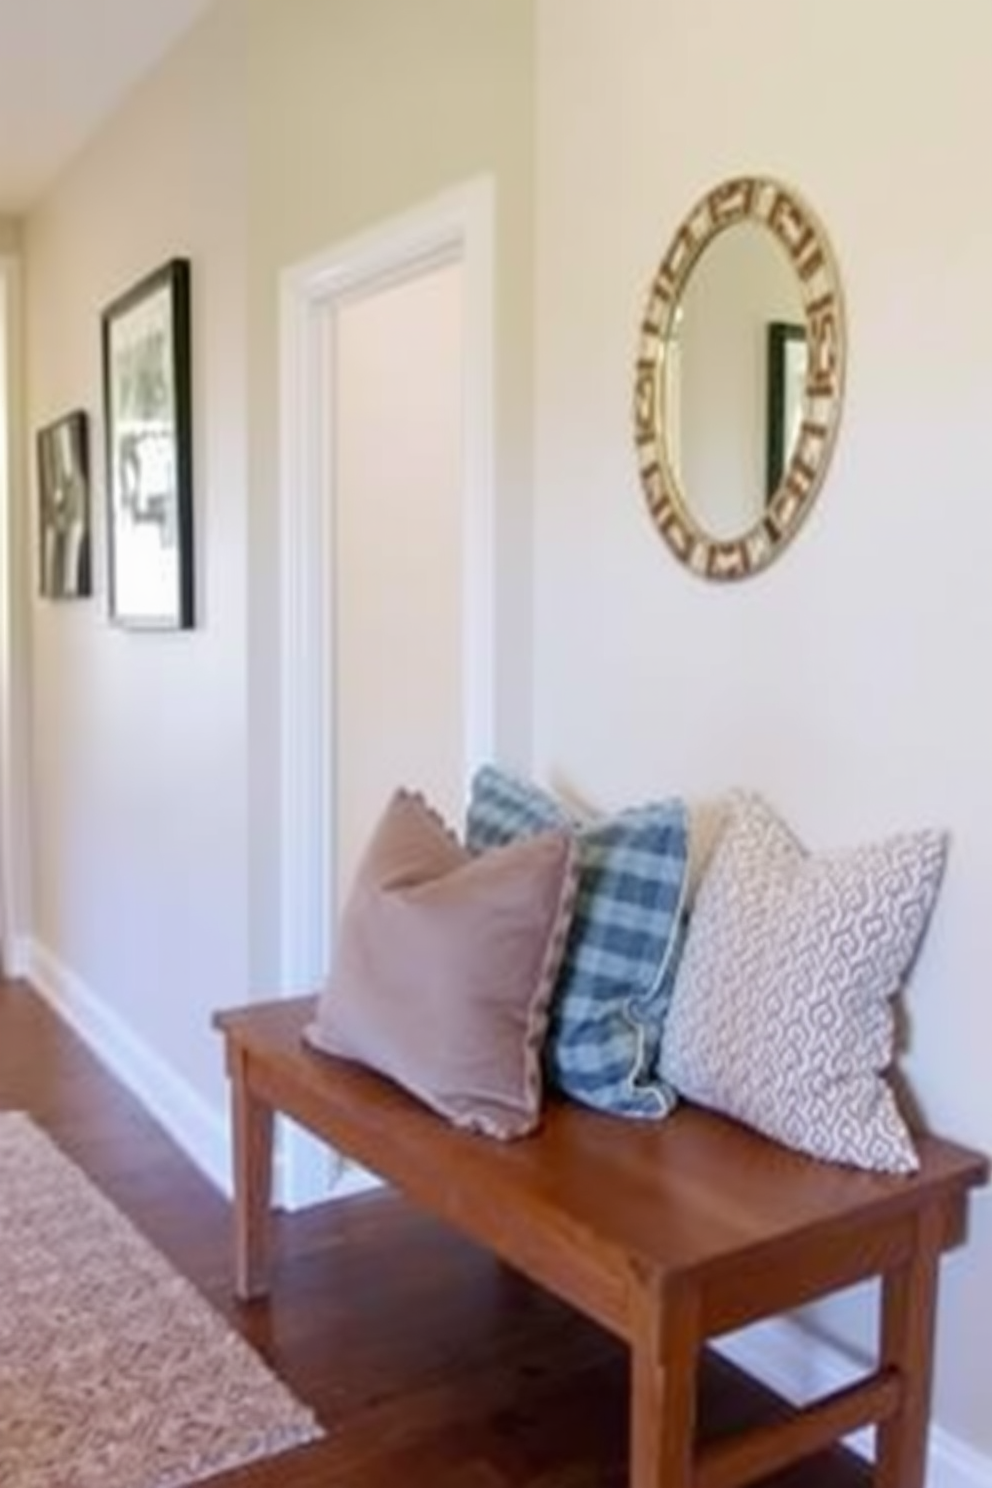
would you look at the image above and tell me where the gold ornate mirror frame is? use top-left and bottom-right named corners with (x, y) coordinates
top-left (634, 176), bottom-right (846, 581)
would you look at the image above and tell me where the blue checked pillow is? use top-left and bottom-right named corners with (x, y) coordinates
top-left (466, 765), bottom-right (689, 1118)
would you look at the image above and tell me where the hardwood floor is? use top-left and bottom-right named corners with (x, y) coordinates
top-left (0, 978), bottom-right (870, 1487)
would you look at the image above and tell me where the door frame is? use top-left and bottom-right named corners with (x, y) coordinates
top-left (276, 178), bottom-right (496, 1205)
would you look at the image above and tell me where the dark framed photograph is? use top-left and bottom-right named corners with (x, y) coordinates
top-left (37, 410), bottom-right (92, 599)
top-left (765, 320), bottom-right (808, 499)
top-left (101, 257), bottom-right (193, 629)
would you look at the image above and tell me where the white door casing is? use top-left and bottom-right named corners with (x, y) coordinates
top-left (276, 178), bottom-right (496, 1206)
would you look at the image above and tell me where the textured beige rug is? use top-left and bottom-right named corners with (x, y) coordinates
top-left (0, 1111), bottom-right (322, 1488)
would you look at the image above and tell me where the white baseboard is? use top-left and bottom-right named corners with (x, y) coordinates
top-left (24, 939), bottom-right (381, 1212)
top-left (277, 1118), bottom-right (382, 1209)
top-left (933, 1432), bottom-right (992, 1488)
top-left (4, 932), bottom-right (31, 979)
top-left (330, 1159), bottom-right (382, 1199)
top-left (717, 1318), bottom-right (992, 1488)
top-left (26, 938), bottom-right (232, 1197)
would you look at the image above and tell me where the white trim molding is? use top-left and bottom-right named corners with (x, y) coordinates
top-left (718, 1318), bottom-right (992, 1488)
top-left (5, 934), bottom-right (31, 979)
top-left (276, 177), bottom-right (497, 1207)
top-left (26, 939), bottom-right (232, 1196)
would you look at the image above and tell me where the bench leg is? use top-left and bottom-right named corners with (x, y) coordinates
top-left (630, 1275), bottom-right (699, 1488)
top-left (875, 1207), bottom-right (944, 1488)
top-left (229, 1046), bottom-right (275, 1300)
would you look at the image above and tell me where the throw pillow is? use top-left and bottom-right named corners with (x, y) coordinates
top-left (684, 794), bottom-right (734, 908)
top-left (466, 765), bottom-right (689, 1118)
top-left (304, 788), bottom-right (579, 1140)
top-left (659, 791), bottom-right (948, 1172)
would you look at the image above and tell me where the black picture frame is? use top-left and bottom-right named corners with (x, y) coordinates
top-left (101, 258), bottom-right (194, 629)
top-left (765, 320), bottom-right (808, 500)
top-left (36, 410), bottom-right (92, 600)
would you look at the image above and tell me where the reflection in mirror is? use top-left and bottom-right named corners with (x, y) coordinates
top-left (671, 225), bottom-right (804, 542)
top-left (766, 321), bottom-right (807, 498)
top-left (634, 176), bottom-right (845, 582)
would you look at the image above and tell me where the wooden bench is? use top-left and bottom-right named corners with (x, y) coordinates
top-left (214, 995), bottom-right (988, 1488)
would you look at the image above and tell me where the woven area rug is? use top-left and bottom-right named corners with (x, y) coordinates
top-left (0, 1111), bottom-right (323, 1488)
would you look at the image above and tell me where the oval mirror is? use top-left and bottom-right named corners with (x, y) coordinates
top-left (634, 177), bottom-right (845, 580)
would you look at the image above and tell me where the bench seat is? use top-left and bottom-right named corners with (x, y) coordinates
top-left (214, 995), bottom-right (988, 1488)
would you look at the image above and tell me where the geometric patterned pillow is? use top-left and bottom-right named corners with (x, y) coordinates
top-left (659, 792), bottom-right (948, 1172)
top-left (466, 765), bottom-right (689, 1119)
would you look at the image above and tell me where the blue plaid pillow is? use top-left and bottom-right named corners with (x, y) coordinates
top-left (466, 765), bottom-right (688, 1117)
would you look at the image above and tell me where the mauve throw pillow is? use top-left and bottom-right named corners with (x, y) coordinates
top-left (304, 789), bottom-right (579, 1139)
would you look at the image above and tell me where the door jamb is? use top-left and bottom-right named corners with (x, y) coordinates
top-left (276, 178), bottom-right (496, 1205)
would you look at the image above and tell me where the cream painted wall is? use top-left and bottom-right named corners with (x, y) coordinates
top-left (24, 0), bottom-right (247, 1111)
top-left (535, 0), bottom-right (992, 1458)
top-left (0, 253), bottom-right (32, 962)
top-left (0, 218), bottom-right (19, 252)
top-left (246, 0), bottom-right (535, 985)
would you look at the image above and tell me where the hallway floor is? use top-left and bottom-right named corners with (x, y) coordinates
top-left (0, 979), bottom-right (870, 1487)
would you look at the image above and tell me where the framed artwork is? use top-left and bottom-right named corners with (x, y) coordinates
top-left (765, 320), bottom-right (808, 500)
top-left (101, 257), bottom-right (194, 629)
top-left (37, 410), bottom-right (92, 599)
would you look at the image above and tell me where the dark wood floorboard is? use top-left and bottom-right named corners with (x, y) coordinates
top-left (0, 978), bottom-right (871, 1487)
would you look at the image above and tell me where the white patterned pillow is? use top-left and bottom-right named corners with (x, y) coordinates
top-left (659, 793), bottom-right (948, 1172)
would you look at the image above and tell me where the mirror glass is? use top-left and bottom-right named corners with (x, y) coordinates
top-left (634, 176), bottom-right (845, 582)
top-left (669, 225), bottom-right (804, 541)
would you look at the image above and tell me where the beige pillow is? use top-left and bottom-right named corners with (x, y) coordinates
top-left (683, 793), bottom-right (734, 909)
top-left (305, 789), bottom-right (579, 1139)
top-left (660, 792), bottom-right (948, 1172)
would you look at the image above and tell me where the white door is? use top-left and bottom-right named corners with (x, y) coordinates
top-left (276, 181), bottom-right (496, 1207)
top-left (331, 260), bottom-right (465, 903)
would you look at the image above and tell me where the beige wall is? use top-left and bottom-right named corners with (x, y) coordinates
top-left (16, 0), bottom-right (989, 1460)
top-left (535, 0), bottom-right (992, 1458)
top-left (1, 243), bottom-right (33, 959)
top-left (245, 0), bottom-right (536, 984)
top-left (14, 0), bottom-right (536, 1150)
top-left (23, 0), bottom-right (248, 1113)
